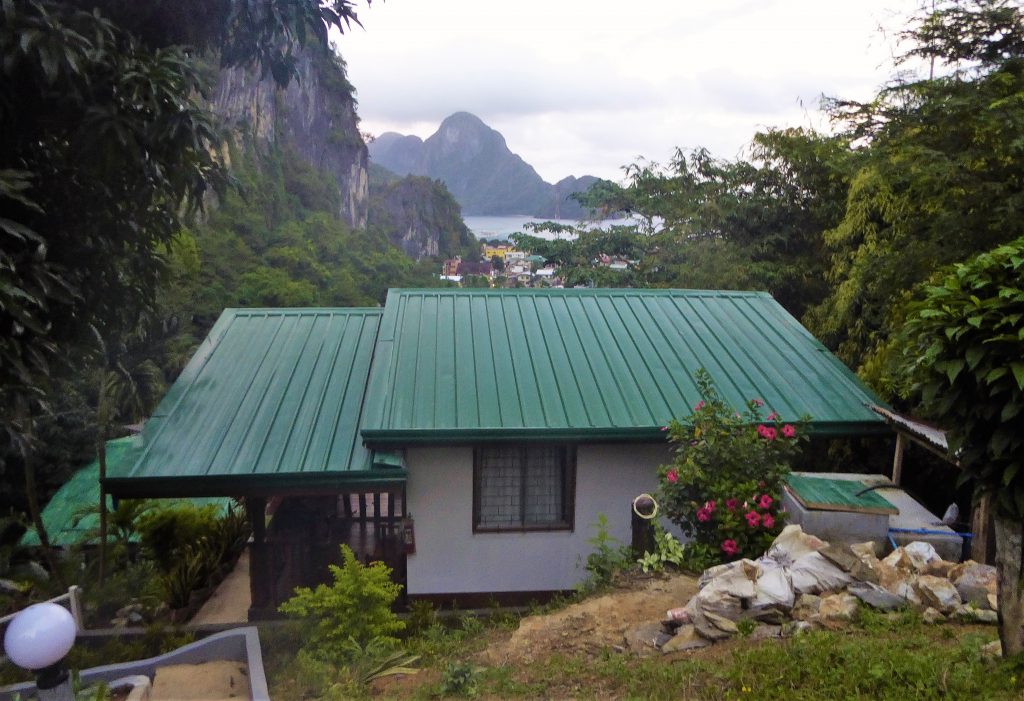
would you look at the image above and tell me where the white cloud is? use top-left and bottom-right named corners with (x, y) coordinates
top-left (338, 0), bottom-right (919, 182)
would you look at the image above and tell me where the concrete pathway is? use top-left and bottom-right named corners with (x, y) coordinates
top-left (191, 549), bottom-right (252, 625)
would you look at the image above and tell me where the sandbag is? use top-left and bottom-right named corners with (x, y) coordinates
top-left (790, 552), bottom-right (854, 594)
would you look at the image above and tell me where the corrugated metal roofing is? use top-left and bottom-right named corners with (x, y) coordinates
top-left (21, 436), bottom-right (229, 546)
top-left (362, 288), bottom-right (888, 443)
top-left (870, 405), bottom-right (949, 453)
top-left (106, 308), bottom-right (403, 498)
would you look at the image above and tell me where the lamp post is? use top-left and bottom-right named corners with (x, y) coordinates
top-left (3, 602), bottom-right (77, 701)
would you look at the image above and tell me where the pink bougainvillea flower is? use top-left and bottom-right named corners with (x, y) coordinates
top-left (745, 510), bottom-right (761, 527)
top-left (694, 400), bottom-right (705, 411)
top-left (767, 411), bottom-right (780, 421)
top-left (666, 469), bottom-right (679, 484)
top-left (721, 539), bottom-right (739, 556)
top-left (696, 507), bottom-right (711, 522)
top-left (762, 513), bottom-right (775, 529)
top-left (751, 398), bottom-right (764, 407)
top-left (725, 498), bottom-right (738, 511)
top-left (761, 426), bottom-right (777, 441)
top-left (782, 424), bottom-right (796, 438)
top-left (758, 494), bottom-right (773, 509)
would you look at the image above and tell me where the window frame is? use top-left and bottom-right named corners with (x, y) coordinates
top-left (472, 444), bottom-right (576, 534)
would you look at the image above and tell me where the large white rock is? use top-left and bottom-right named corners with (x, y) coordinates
top-left (915, 574), bottom-right (962, 614)
top-left (883, 542), bottom-right (941, 573)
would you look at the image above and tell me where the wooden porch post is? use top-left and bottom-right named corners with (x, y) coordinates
top-left (891, 433), bottom-right (906, 486)
top-left (247, 496), bottom-right (270, 619)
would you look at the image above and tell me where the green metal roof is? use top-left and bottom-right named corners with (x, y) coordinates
top-left (20, 436), bottom-right (230, 546)
top-left (361, 288), bottom-right (888, 444)
top-left (106, 308), bottom-right (403, 498)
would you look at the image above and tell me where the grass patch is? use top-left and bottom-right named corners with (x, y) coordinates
top-left (263, 601), bottom-right (1020, 701)
top-left (466, 617), bottom-right (1017, 701)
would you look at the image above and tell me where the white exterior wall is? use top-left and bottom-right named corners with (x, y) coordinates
top-left (405, 443), bottom-right (672, 594)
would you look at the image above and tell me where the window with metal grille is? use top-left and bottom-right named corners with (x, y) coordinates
top-left (473, 446), bottom-right (575, 532)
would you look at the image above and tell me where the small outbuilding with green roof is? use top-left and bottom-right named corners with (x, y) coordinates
top-left (105, 288), bottom-right (890, 611)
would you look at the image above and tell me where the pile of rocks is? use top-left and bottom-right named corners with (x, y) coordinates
top-left (625, 525), bottom-right (999, 656)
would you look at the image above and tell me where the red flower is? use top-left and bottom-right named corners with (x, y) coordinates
top-left (756, 424), bottom-right (769, 438)
top-left (706, 500), bottom-right (716, 512)
top-left (721, 539), bottom-right (739, 556)
top-left (762, 513), bottom-right (775, 529)
top-left (661, 425), bottom-right (669, 431)
top-left (751, 398), bottom-right (764, 407)
top-left (697, 507), bottom-right (712, 522)
top-left (745, 510), bottom-right (761, 527)
top-left (694, 400), bottom-right (705, 411)
top-left (666, 469), bottom-right (679, 484)
top-left (767, 411), bottom-right (780, 421)
top-left (725, 498), bottom-right (738, 511)
top-left (782, 424), bottom-right (796, 438)
top-left (758, 494), bottom-right (773, 509)
top-left (761, 426), bottom-right (777, 441)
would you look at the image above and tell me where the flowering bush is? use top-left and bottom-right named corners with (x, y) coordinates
top-left (658, 370), bottom-right (807, 570)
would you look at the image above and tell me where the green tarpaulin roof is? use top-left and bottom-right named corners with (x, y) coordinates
top-left (106, 308), bottom-right (404, 498)
top-left (20, 436), bottom-right (229, 546)
top-left (361, 288), bottom-right (888, 444)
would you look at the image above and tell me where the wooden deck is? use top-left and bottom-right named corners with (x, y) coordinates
top-left (250, 491), bottom-right (407, 616)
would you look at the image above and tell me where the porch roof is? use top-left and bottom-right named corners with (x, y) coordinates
top-left (361, 288), bottom-right (889, 445)
top-left (106, 308), bottom-right (404, 498)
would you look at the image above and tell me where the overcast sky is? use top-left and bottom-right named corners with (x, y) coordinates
top-left (337, 0), bottom-right (920, 183)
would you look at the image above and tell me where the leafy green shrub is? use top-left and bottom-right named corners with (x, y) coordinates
top-left (896, 237), bottom-right (1024, 519)
top-left (659, 370), bottom-right (807, 569)
top-left (440, 660), bottom-right (480, 698)
top-left (137, 504), bottom-right (221, 573)
top-left (161, 542), bottom-right (210, 609)
top-left (638, 524), bottom-right (686, 573)
top-left (582, 513), bottom-right (632, 587)
top-left (279, 544), bottom-right (405, 660)
top-left (148, 503), bottom-right (249, 611)
top-left (407, 598), bottom-right (438, 634)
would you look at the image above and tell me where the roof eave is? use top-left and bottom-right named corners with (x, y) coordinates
top-left (104, 469), bottom-right (407, 499)
top-left (361, 421), bottom-right (892, 447)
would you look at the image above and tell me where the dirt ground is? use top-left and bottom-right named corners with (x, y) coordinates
top-left (191, 549), bottom-right (251, 625)
top-left (483, 573), bottom-right (699, 665)
top-left (373, 573), bottom-right (699, 699)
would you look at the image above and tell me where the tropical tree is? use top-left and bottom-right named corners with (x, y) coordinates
top-left (578, 129), bottom-right (855, 318)
top-left (896, 237), bottom-right (1024, 656)
top-left (808, 0), bottom-right (1024, 370)
top-left (0, 0), bottom-right (369, 562)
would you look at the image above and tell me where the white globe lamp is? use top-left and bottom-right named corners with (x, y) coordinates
top-left (4, 602), bottom-right (76, 701)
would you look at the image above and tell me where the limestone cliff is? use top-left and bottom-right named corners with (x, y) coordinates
top-left (368, 175), bottom-right (479, 261)
top-left (369, 112), bottom-right (599, 218)
top-left (212, 48), bottom-right (369, 229)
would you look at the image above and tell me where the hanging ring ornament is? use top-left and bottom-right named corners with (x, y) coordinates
top-left (632, 493), bottom-right (658, 520)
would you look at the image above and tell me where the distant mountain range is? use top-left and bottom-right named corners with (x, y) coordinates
top-left (368, 112), bottom-right (602, 218)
